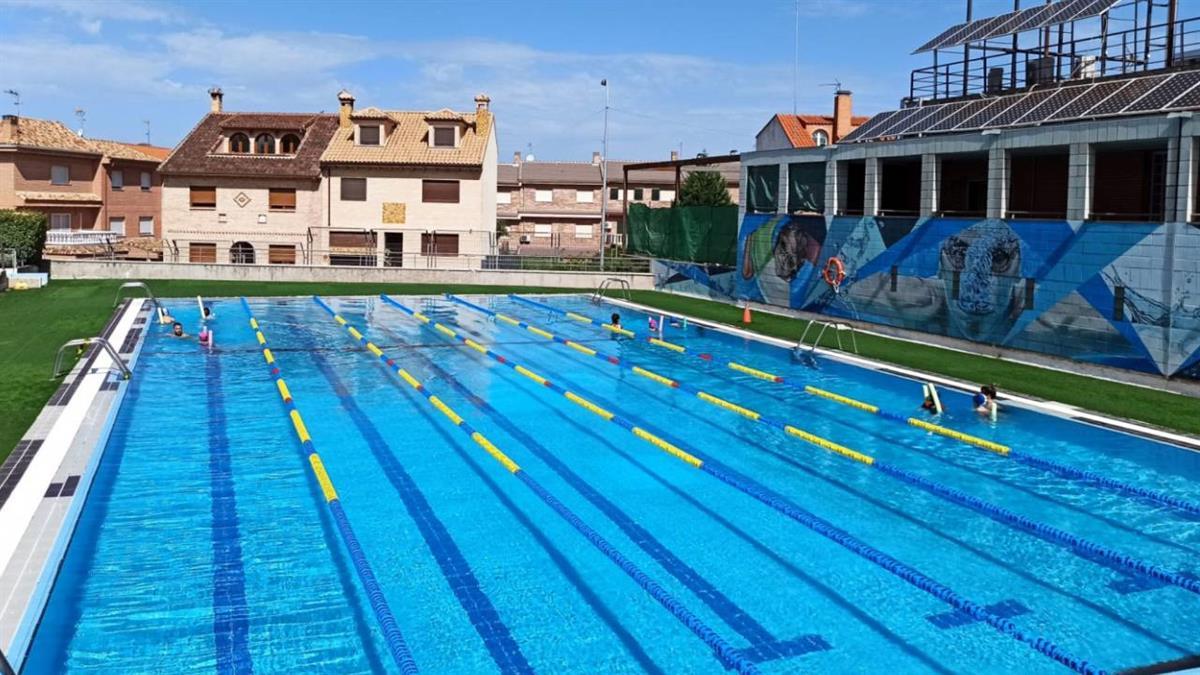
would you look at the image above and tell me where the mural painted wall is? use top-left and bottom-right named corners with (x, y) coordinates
top-left (657, 213), bottom-right (1200, 380)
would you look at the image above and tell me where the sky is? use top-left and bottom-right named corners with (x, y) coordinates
top-left (0, 0), bottom-right (1035, 161)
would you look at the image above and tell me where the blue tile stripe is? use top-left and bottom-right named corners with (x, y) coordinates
top-left (206, 357), bottom-right (253, 674)
top-left (378, 294), bottom-right (1105, 675)
top-left (309, 354), bottom-right (533, 674)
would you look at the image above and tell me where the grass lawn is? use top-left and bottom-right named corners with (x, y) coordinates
top-left (625, 290), bottom-right (1200, 437)
top-left (3, 279), bottom-right (1198, 465)
top-left (0, 279), bottom-right (575, 463)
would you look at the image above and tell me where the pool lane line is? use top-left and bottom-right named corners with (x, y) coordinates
top-left (502, 295), bottom-right (1200, 521)
top-left (356, 317), bottom-right (828, 659)
top-left (378, 294), bottom-right (1106, 675)
top-left (313, 296), bottom-right (760, 675)
top-left (239, 299), bottom-right (419, 675)
top-left (449, 294), bottom-right (1200, 600)
top-left (307, 354), bottom-right (534, 674)
top-left (204, 356), bottom-right (253, 674)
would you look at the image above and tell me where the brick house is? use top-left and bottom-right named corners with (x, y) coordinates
top-left (0, 114), bottom-right (168, 259)
top-left (755, 90), bottom-right (869, 151)
top-left (499, 151), bottom-right (739, 254)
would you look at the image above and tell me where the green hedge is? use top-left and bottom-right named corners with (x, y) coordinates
top-left (0, 210), bottom-right (47, 267)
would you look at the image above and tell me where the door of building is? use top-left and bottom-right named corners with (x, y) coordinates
top-left (384, 232), bottom-right (403, 267)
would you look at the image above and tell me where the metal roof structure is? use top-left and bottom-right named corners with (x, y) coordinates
top-left (841, 69), bottom-right (1200, 143)
top-left (914, 0), bottom-right (1119, 53)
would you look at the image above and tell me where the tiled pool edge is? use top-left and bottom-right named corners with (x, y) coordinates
top-left (0, 299), bottom-right (149, 668)
top-left (597, 295), bottom-right (1200, 455)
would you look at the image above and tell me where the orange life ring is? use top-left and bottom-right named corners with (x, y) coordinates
top-left (822, 257), bottom-right (846, 287)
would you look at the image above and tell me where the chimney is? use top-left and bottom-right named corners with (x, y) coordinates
top-left (474, 93), bottom-right (491, 112)
top-left (670, 150), bottom-right (679, 161)
top-left (512, 151), bottom-right (521, 165)
top-left (208, 87), bottom-right (223, 114)
top-left (0, 115), bottom-right (16, 143)
top-left (833, 90), bottom-right (853, 143)
top-left (337, 89), bottom-right (355, 128)
top-left (592, 151), bottom-right (601, 165)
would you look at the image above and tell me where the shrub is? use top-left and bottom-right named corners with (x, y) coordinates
top-left (0, 211), bottom-right (48, 267)
top-left (678, 171), bottom-right (733, 207)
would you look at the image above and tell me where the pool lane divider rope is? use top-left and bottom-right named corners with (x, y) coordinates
top-left (378, 294), bottom-right (1105, 675)
top-left (239, 298), bottom-right (419, 675)
top-left (446, 295), bottom-right (1200, 598)
top-left (504, 294), bottom-right (1200, 520)
top-left (312, 296), bottom-right (759, 675)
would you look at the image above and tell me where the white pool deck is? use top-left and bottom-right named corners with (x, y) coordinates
top-left (0, 298), bottom-right (148, 669)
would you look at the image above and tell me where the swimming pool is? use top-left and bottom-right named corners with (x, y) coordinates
top-left (21, 292), bottom-right (1200, 673)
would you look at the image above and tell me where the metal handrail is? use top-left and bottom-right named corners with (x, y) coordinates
top-left (52, 337), bottom-right (131, 381)
top-left (592, 277), bottom-right (632, 303)
top-left (112, 281), bottom-right (159, 309)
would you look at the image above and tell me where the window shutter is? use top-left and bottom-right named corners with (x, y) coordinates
top-left (329, 231), bottom-right (373, 248)
top-left (189, 242), bottom-right (217, 263)
top-left (422, 180), bottom-right (460, 203)
top-left (269, 188), bottom-right (297, 210)
top-left (269, 244), bottom-right (297, 264)
top-left (421, 233), bottom-right (459, 256)
top-left (341, 178), bottom-right (367, 201)
top-left (190, 186), bottom-right (216, 208)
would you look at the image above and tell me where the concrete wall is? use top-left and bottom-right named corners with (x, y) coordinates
top-left (50, 258), bottom-right (655, 290)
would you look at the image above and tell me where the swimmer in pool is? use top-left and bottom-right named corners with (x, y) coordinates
top-left (610, 313), bottom-right (621, 328)
top-left (198, 326), bottom-right (211, 347)
top-left (921, 394), bottom-right (938, 414)
top-left (973, 384), bottom-right (998, 416)
top-left (171, 322), bottom-right (187, 338)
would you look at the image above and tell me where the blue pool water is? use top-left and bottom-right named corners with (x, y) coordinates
top-left (23, 293), bottom-right (1200, 673)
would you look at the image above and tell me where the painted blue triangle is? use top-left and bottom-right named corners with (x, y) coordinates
top-left (1075, 274), bottom-right (1160, 368)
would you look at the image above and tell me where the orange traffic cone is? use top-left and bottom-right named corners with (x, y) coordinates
top-left (742, 303), bottom-right (752, 324)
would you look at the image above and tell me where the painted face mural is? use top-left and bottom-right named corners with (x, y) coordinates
top-left (772, 222), bottom-right (823, 282)
top-left (937, 223), bottom-right (1022, 342)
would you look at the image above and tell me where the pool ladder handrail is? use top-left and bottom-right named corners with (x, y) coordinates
top-left (592, 277), bottom-right (631, 303)
top-left (797, 319), bottom-right (859, 355)
top-left (112, 281), bottom-right (159, 310)
top-left (51, 337), bottom-right (131, 381)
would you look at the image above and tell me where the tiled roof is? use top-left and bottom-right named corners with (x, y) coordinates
top-left (501, 158), bottom-right (740, 187)
top-left (424, 109), bottom-right (465, 121)
top-left (88, 138), bottom-right (167, 162)
top-left (0, 117), bottom-right (99, 154)
top-left (498, 163), bottom-right (520, 186)
top-left (352, 107), bottom-right (390, 120)
top-left (519, 161), bottom-right (602, 185)
top-left (321, 110), bottom-right (492, 166)
top-left (17, 191), bottom-right (103, 203)
top-left (160, 112), bottom-right (338, 178)
top-left (773, 113), bottom-right (872, 148)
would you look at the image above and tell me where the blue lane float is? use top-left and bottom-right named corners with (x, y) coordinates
top-left (504, 293), bottom-right (1200, 520)
top-left (239, 298), bottom-right (419, 675)
top-left (379, 293), bottom-right (1105, 675)
top-left (449, 294), bottom-right (1200, 599)
top-left (312, 295), bottom-right (760, 675)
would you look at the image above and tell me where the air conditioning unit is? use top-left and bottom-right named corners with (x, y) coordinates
top-left (1072, 55), bottom-right (1098, 79)
top-left (986, 67), bottom-right (1006, 94)
top-left (1026, 56), bottom-right (1055, 86)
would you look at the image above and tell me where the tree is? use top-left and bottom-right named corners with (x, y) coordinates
top-left (678, 170), bottom-right (733, 207)
top-left (0, 210), bottom-right (47, 267)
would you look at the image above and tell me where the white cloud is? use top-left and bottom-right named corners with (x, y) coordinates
top-left (1, 0), bottom-right (181, 23)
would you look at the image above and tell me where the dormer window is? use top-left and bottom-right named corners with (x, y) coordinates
top-left (280, 133), bottom-right (301, 154)
top-left (431, 126), bottom-right (456, 148)
top-left (229, 133), bottom-right (250, 153)
top-left (812, 129), bottom-right (829, 147)
top-left (255, 133), bottom-right (275, 154)
top-left (359, 125), bottom-right (381, 146)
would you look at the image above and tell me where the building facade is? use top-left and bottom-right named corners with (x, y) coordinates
top-left (499, 151), bottom-right (739, 254)
top-left (755, 90), bottom-right (869, 151)
top-left (0, 115), bottom-right (167, 260)
top-left (159, 88), bottom-right (498, 267)
top-left (658, 2), bottom-right (1200, 381)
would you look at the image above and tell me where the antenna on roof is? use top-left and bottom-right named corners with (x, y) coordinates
top-left (793, 0), bottom-right (799, 115)
top-left (4, 89), bottom-right (19, 116)
top-left (74, 108), bottom-right (87, 137)
top-left (820, 81), bottom-right (843, 91)
top-left (143, 119), bottom-right (151, 145)
top-left (525, 142), bottom-right (535, 162)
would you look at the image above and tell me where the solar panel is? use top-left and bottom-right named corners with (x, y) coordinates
top-left (1010, 4), bottom-right (1060, 33)
top-left (1010, 86), bottom-right (1090, 125)
top-left (1048, 80), bottom-right (1129, 120)
top-left (956, 93), bottom-right (1027, 129)
top-left (1126, 71), bottom-right (1200, 112)
top-left (958, 13), bottom-right (1016, 45)
top-left (1085, 74), bottom-right (1170, 116)
top-left (930, 98), bottom-right (996, 131)
top-left (907, 101), bottom-right (974, 135)
top-left (839, 110), bottom-right (903, 143)
top-left (889, 104), bottom-right (953, 136)
top-left (872, 106), bottom-right (932, 138)
top-left (915, 24), bottom-right (967, 54)
top-left (1044, 0), bottom-right (1094, 26)
top-left (990, 10), bottom-right (1032, 38)
top-left (1165, 78), bottom-right (1200, 110)
top-left (987, 90), bottom-right (1059, 126)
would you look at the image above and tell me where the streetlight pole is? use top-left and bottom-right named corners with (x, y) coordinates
top-left (598, 78), bottom-right (609, 272)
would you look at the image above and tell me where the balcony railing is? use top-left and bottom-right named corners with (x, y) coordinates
top-left (45, 230), bottom-right (124, 246)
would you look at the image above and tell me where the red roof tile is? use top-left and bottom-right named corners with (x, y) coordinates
top-left (160, 113), bottom-right (338, 179)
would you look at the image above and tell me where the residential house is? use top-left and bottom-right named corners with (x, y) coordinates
top-left (321, 91), bottom-right (498, 267)
top-left (158, 88), bottom-right (340, 265)
top-left (755, 90), bottom-right (869, 151)
top-left (0, 114), bottom-right (168, 260)
top-left (499, 151), bottom-right (739, 254)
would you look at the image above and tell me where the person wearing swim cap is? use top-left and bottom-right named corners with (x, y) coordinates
top-left (198, 326), bottom-right (212, 348)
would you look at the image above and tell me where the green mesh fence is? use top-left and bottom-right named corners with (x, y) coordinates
top-left (626, 204), bottom-right (738, 265)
